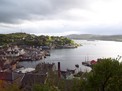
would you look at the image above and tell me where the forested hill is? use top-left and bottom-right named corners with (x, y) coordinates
top-left (66, 34), bottom-right (122, 41)
top-left (0, 32), bottom-right (76, 47)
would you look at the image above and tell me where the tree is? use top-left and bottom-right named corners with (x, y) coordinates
top-left (32, 84), bottom-right (60, 91)
top-left (32, 84), bottom-right (50, 91)
top-left (83, 58), bottom-right (122, 91)
top-left (0, 84), bottom-right (21, 91)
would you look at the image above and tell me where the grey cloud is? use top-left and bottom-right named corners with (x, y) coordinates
top-left (0, 0), bottom-right (88, 24)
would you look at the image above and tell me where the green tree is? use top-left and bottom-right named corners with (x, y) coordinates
top-left (33, 84), bottom-right (50, 91)
top-left (32, 84), bottom-right (59, 91)
top-left (0, 84), bottom-right (21, 91)
top-left (83, 58), bottom-right (122, 91)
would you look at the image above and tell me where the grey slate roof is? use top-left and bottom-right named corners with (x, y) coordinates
top-left (0, 72), bottom-right (23, 82)
top-left (21, 73), bottom-right (47, 88)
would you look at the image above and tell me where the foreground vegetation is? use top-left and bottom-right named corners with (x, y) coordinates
top-left (0, 33), bottom-right (78, 47)
top-left (82, 58), bottom-right (122, 91)
top-left (0, 58), bottom-right (121, 91)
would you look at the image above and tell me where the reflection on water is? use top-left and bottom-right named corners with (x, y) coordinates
top-left (19, 40), bottom-right (122, 72)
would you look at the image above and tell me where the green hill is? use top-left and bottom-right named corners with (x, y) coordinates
top-left (0, 32), bottom-right (76, 47)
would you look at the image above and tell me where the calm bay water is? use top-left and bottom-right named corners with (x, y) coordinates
top-left (19, 40), bottom-right (122, 71)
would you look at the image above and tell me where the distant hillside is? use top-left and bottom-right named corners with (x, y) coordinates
top-left (66, 34), bottom-right (122, 41)
top-left (0, 32), bottom-right (77, 47)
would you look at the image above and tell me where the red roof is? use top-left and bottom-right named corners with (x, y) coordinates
top-left (90, 60), bottom-right (97, 64)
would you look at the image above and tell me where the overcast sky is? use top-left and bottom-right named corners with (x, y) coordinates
top-left (0, 0), bottom-right (122, 36)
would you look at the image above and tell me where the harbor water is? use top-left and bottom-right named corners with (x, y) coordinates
top-left (19, 40), bottom-right (122, 71)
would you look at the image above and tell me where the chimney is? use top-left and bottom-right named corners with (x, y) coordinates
top-left (58, 62), bottom-right (61, 78)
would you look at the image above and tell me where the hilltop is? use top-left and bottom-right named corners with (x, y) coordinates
top-left (0, 32), bottom-right (77, 48)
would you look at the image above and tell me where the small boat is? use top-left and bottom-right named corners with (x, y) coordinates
top-left (75, 64), bottom-right (79, 68)
top-left (19, 58), bottom-right (33, 61)
top-left (82, 61), bottom-right (91, 67)
top-left (82, 60), bottom-right (97, 67)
